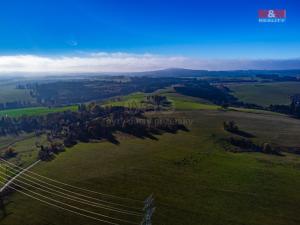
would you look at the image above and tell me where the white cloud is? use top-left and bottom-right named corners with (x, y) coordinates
top-left (0, 52), bottom-right (298, 75)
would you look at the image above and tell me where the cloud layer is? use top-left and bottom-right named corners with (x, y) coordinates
top-left (0, 52), bottom-right (299, 74)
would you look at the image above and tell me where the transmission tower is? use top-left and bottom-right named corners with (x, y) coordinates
top-left (141, 194), bottom-right (155, 225)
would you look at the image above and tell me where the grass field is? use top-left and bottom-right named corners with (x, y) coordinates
top-left (0, 84), bottom-right (35, 104)
top-left (228, 82), bottom-right (300, 106)
top-left (2, 109), bottom-right (300, 225)
top-left (228, 107), bottom-right (281, 116)
top-left (0, 105), bottom-right (78, 117)
top-left (105, 92), bottom-right (146, 107)
top-left (105, 90), bottom-right (220, 110)
top-left (0, 134), bottom-right (47, 186)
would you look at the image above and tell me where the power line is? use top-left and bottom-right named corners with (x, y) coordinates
top-left (0, 170), bottom-right (142, 217)
top-left (0, 160), bottom-right (40, 192)
top-left (0, 179), bottom-right (121, 225)
top-left (0, 178), bottom-right (139, 225)
top-left (0, 168), bottom-right (142, 215)
top-left (0, 160), bottom-right (155, 224)
top-left (0, 158), bottom-right (142, 211)
top-left (0, 158), bottom-right (143, 204)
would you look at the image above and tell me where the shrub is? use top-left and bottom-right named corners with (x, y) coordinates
top-left (223, 121), bottom-right (239, 133)
top-left (3, 147), bottom-right (17, 159)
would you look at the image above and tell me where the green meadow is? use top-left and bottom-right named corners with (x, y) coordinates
top-left (2, 108), bottom-right (300, 225)
top-left (0, 84), bottom-right (35, 104)
top-left (1, 89), bottom-right (300, 225)
top-left (228, 82), bottom-right (300, 106)
top-left (105, 90), bottom-right (220, 110)
top-left (0, 105), bottom-right (78, 117)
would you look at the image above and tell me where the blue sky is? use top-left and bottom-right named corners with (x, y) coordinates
top-left (0, 0), bottom-right (299, 72)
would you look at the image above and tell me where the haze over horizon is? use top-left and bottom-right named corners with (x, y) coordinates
top-left (0, 0), bottom-right (299, 73)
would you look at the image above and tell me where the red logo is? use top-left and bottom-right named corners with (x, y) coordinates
top-left (258, 9), bottom-right (286, 23)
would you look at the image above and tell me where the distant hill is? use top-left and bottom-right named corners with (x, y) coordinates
top-left (119, 68), bottom-right (300, 78)
top-left (1, 68), bottom-right (299, 79)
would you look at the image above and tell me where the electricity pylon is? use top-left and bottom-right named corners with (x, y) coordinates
top-left (141, 194), bottom-right (155, 225)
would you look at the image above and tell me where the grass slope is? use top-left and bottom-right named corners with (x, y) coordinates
top-left (0, 85), bottom-right (35, 104)
top-left (105, 91), bottom-right (219, 110)
top-left (228, 82), bottom-right (300, 106)
top-left (2, 110), bottom-right (300, 225)
top-left (0, 105), bottom-right (78, 117)
top-left (0, 134), bottom-right (47, 188)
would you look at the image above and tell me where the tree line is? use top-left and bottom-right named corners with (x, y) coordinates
top-left (268, 94), bottom-right (300, 118)
top-left (0, 103), bottom-right (187, 160)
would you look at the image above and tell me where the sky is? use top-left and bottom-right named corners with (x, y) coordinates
top-left (0, 0), bottom-right (299, 73)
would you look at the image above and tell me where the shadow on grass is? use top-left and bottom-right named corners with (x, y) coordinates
top-left (0, 193), bottom-right (14, 220)
top-left (230, 130), bottom-right (256, 138)
top-left (116, 124), bottom-right (189, 144)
